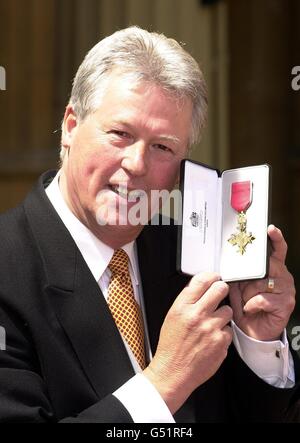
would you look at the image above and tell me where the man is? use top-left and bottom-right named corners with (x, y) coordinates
top-left (0, 26), bottom-right (298, 423)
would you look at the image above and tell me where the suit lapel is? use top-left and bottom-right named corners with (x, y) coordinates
top-left (48, 263), bottom-right (135, 398)
top-left (24, 171), bottom-right (135, 398)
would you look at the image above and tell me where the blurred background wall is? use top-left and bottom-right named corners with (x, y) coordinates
top-left (0, 0), bottom-right (299, 329)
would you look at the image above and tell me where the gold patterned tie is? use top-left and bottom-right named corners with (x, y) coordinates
top-left (108, 249), bottom-right (146, 370)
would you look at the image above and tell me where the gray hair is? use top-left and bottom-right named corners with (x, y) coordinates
top-left (60, 26), bottom-right (207, 160)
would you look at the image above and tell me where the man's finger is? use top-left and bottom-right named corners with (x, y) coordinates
top-left (212, 305), bottom-right (233, 328)
top-left (184, 272), bottom-right (221, 304)
top-left (268, 224), bottom-right (288, 263)
top-left (243, 293), bottom-right (282, 315)
top-left (196, 280), bottom-right (229, 312)
top-left (268, 255), bottom-right (288, 277)
top-left (241, 277), bottom-right (284, 304)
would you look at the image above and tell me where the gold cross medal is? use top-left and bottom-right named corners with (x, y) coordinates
top-left (228, 181), bottom-right (255, 255)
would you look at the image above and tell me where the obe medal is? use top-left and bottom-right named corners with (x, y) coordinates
top-left (228, 181), bottom-right (255, 255)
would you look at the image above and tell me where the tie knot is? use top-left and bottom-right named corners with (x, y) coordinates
top-left (109, 249), bottom-right (130, 275)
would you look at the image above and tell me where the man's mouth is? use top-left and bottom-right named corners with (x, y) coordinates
top-left (109, 185), bottom-right (145, 200)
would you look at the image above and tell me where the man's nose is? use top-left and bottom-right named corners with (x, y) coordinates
top-left (121, 142), bottom-right (148, 176)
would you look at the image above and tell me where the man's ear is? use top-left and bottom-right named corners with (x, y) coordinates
top-left (61, 105), bottom-right (78, 148)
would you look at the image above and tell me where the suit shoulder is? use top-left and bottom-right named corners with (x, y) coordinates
top-left (0, 203), bottom-right (33, 256)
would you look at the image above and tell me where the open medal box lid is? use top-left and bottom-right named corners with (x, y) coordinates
top-left (177, 160), bottom-right (271, 282)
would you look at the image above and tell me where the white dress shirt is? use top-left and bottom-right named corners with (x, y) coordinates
top-left (45, 172), bottom-right (295, 423)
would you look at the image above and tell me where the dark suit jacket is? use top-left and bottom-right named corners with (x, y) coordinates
top-left (0, 170), bottom-right (298, 423)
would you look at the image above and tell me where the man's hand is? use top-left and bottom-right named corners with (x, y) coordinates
top-left (229, 225), bottom-right (296, 341)
top-left (143, 272), bottom-right (232, 414)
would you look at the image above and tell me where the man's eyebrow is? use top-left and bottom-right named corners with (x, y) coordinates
top-left (108, 121), bottom-right (182, 145)
top-left (157, 135), bottom-right (181, 145)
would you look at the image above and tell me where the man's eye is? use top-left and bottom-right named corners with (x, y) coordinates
top-left (154, 144), bottom-right (171, 152)
top-left (110, 130), bottom-right (130, 138)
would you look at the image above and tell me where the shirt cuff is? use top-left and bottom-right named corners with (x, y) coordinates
top-left (232, 321), bottom-right (295, 388)
top-left (113, 373), bottom-right (175, 423)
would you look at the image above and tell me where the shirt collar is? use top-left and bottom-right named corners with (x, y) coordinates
top-left (45, 172), bottom-right (139, 284)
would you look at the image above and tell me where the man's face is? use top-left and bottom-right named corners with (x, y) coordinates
top-left (61, 73), bottom-right (193, 244)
